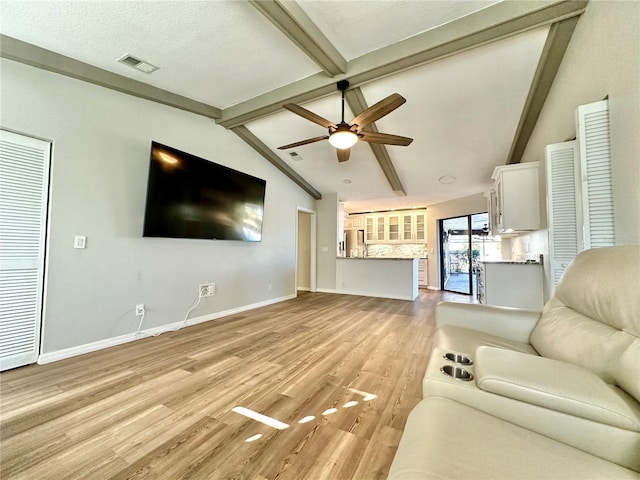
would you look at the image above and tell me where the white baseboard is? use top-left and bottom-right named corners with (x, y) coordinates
top-left (316, 288), bottom-right (339, 294)
top-left (334, 289), bottom-right (415, 301)
top-left (38, 293), bottom-right (296, 365)
top-left (315, 287), bottom-right (414, 301)
top-left (427, 285), bottom-right (439, 290)
top-left (297, 287), bottom-right (311, 292)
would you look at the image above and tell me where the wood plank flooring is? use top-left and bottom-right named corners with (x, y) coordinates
top-left (1, 290), bottom-right (470, 480)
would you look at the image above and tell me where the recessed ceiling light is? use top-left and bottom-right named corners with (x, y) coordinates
top-left (438, 175), bottom-right (457, 184)
top-left (343, 179), bottom-right (352, 184)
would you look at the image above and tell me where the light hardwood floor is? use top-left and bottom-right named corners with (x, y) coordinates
top-left (1, 290), bottom-right (470, 480)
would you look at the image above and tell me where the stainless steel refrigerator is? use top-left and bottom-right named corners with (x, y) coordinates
top-left (344, 229), bottom-right (366, 257)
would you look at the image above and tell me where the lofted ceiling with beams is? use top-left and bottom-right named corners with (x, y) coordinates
top-left (0, 0), bottom-right (587, 213)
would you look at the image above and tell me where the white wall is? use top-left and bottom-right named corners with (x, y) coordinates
top-left (0, 59), bottom-right (314, 355)
top-left (426, 193), bottom-right (486, 288)
top-left (316, 192), bottom-right (339, 291)
top-left (516, 1), bottom-right (639, 297)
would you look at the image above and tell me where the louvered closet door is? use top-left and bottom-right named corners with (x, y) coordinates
top-left (0, 130), bottom-right (50, 371)
top-left (546, 141), bottom-right (580, 291)
top-left (576, 100), bottom-right (615, 248)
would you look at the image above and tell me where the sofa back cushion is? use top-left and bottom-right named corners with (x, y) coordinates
top-left (530, 245), bottom-right (640, 402)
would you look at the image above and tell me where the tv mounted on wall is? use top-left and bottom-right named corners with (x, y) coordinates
top-left (142, 142), bottom-right (266, 241)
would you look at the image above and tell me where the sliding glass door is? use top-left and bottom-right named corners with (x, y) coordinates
top-left (439, 213), bottom-right (489, 296)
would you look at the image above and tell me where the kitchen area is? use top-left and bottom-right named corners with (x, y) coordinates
top-left (333, 162), bottom-right (546, 308)
top-left (336, 209), bottom-right (428, 301)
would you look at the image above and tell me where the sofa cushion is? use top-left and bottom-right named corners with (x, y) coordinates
top-left (388, 396), bottom-right (640, 480)
top-left (530, 245), bottom-right (640, 401)
top-left (433, 325), bottom-right (538, 357)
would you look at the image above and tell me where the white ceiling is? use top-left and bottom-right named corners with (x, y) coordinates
top-left (0, 1), bottom-right (566, 214)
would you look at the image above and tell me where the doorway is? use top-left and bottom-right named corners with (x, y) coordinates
top-left (439, 213), bottom-right (489, 296)
top-left (0, 130), bottom-right (51, 371)
top-left (296, 207), bottom-right (316, 295)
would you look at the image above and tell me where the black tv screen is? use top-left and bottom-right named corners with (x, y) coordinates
top-left (142, 142), bottom-right (266, 241)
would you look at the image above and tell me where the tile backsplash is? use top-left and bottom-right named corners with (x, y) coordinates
top-left (367, 243), bottom-right (428, 258)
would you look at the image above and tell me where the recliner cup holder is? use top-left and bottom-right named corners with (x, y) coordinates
top-left (443, 352), bottom-right (473, 365)
top-left (440, 365), bottom-right (474, 381)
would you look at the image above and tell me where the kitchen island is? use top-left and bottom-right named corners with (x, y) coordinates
top-left (335, 257), bottom-right (418, 301)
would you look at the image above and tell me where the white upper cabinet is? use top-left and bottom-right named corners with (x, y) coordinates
top-left (344, 215), bottom-right (364, 230)
top-left (491, 162), bottom-right (540, 233)
top-left (484, 189), bottom-right (499, 236)
top-left (362, 210), bottom-right (427, 243)
top-left (399, 212), bottom-right (424, 241)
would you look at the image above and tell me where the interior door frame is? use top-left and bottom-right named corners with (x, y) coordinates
top-left (295, 206), bottom-right (317, 294)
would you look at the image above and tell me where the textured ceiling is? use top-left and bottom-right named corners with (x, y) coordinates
top-left (0, 1), bottom-right (582, 214)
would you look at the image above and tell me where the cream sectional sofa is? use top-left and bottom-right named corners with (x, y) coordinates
top-left (389, 245), bottom-right (640, 479)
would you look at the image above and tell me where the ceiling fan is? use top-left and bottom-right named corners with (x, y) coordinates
top-left (278, 80), bottom-right (413, 162)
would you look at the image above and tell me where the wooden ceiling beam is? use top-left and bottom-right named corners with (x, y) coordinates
top-left (0, 34), bottom-right (221, 120)
top-left (506, 15), bottom-right (581, 164)
top-left (232, 126), bottom-right (322, 200)
top-left (344, 88), bottom-right (406, 195)
top-left (249, 0), bottom-right (347, 76)
top-left (218, 1), bottom-right (587, 129)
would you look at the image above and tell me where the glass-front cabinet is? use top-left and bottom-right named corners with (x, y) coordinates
top-left (365, 217), bottom-right (375, 242)
top-left (401, 212), bottom-right (425, 241)
top-left (365, 215), bottom-right (389, 242)
top-left (377, 217), bottom-right (385, 241)
top-left (363, 210), bottom-right (427, 243)
top-left (388, 215), bottom-right (400, 241)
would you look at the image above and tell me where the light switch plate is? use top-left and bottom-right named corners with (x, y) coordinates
top-left (74, 235), bottom-right (87, 249)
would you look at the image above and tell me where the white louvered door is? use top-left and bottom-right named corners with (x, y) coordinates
top-left (546, 141), bottom-right (580, 291)
top-left (0, 130), bottom-right (50, 371)
top-left (576, 100), bottom-right (615, 248)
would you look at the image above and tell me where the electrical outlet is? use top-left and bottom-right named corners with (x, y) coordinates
top-left (199, 283), bottom-right (216, 297)
top-left (135, 304), bottom-right (145, 316)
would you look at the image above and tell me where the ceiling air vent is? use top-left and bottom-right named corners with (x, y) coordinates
top-left (117, 53), bottom-right (158, 74)
top-left (289, 151), bottom-right (303, 161)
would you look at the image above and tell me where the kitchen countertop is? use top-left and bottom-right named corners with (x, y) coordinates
top-left (336, 257), bottom-right (422, 260)
top-left (480, 260), bottom-right (542, 265)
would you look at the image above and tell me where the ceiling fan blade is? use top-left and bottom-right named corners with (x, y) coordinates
top-left (283, 103), bottom-right (336, 129)
top-left (337, 148), bottom-right (350, 162)
top-left (349, 93), bottom-right (406, 130)
top-left (278, 135), bottom-right (329, 150)
top-left (359, 131), bottom-right (413, 146)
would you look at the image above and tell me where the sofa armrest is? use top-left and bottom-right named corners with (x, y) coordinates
top-left (435, 301), bottom-right (541, 343)
top-left (474, 346), bottom-right (640, 432)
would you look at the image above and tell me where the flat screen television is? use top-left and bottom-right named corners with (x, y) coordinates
top-left (142, 142), bottom-right (266, 241)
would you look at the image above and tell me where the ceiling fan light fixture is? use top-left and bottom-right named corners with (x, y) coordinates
top-left (329, 129), bottom-right (358, 149)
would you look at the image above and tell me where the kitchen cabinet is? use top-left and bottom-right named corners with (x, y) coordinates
top-left (477, 261), bottom-right (544, 309)
top-left (364, 214), bottom-right (387, 242)
top-left (491, 162), bottom-right (540, 233)
top-left (418, 258), bottom-right (428, 287)
top-left (344, 215), bottom-right (364, 230)
top-left (364, 210), bottom-right (427, 243)
top-left (402, 212), bottom-right (426, 241)
top-left (484, 189), bottom-right (499, 236)
top-left (388, 215), bottom-right (400, 241)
